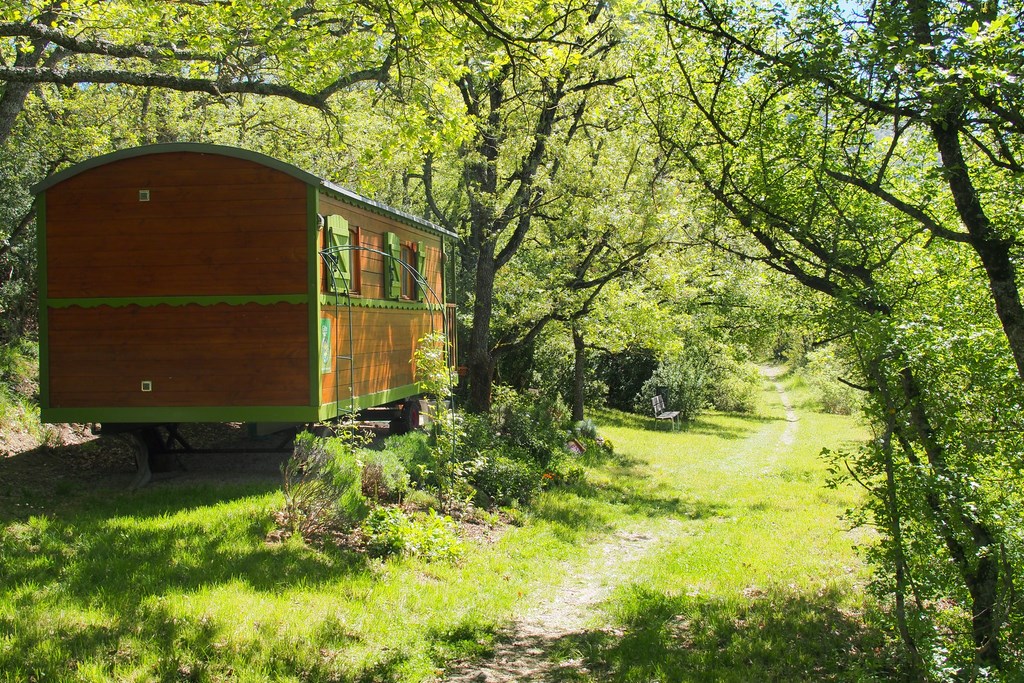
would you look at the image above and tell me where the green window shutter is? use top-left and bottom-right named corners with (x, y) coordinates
top-left (416, 241), bottom-right (427, 302)
top-left (327, 215), bottom-right (349, 292)
top-left (386, 232), bottom-right (401, 299)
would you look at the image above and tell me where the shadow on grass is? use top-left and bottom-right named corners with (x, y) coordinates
top-left (444, 585), bottom-right (904, 683)
top-left (0, 601), bottom-right (414, 683)
top-left (556, 451), bottom-right (731, 524)
top-left (0, 484), bottom-right (370, 637)
top-left (593, 408), bottom-right (778, 441)
top-left (0, 486), bottom-right (388, 680)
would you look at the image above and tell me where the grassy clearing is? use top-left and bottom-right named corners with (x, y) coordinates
top-left (0, 371), bottom-right (889, 681)
top-left (543, 372), bottom-right (891, 682)
top-left (0, 477), bottom-right (611, 682)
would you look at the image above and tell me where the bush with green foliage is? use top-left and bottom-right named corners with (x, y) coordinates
top-left (636, 343), bottom-right (761, 421)
top-left (411, 331), bottom-right (600, 508)
top-left (708, 356), bottom-right (761, 413)
top-left (280, 431), bottom-right (368, 538)
top-left (596, 348), bottom-right (660, 412)
top-left (574, 419), bottom-right (598, 439)
top-left (802, 347), bottom-right (861, 415)
top-left (469, 450), bottom-right (542, 507)
top-left (359, 448), bottom-right (410, 503)
top-left (0, 340), bottom-right (44, 441)
top-left (489, 386), bottom-right (570, 469)
top-left (379, 431), bottom-right (433, 487)
top-left (362, 507), bottom-right (463, 561)
top-left (636, 347), bottom-right (715, 421)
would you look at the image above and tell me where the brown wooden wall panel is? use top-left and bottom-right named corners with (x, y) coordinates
top-left (48, 303), bottom-right (309, 408)
top-left (319, 306), bottom-right (444, 404)
top-left (45, 152), bottom-right (309, 299)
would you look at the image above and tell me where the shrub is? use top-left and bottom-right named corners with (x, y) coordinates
top-left (636, 344), bottom-right (762, 421)
top-left (280, 431), bottom-right (368, 537)
top-left (708, 358), bottom-right (761, 413)
top-left (360, 449), bottom-right (410, 503)
top-left (543, 450), bottom-right (587, 488)
top-left (363, 507), bottom-right (463, 561)
top-left (574, 419), bottom-right (598, 439)
top-left (380, 431), bottom-right (434, 489)
top-left (470, 450), bottom-right (542, 506)
top-left (636, 348), bottom-right (714, 422)
top-left (490, 386), bottom-right (570, 468)
top-left (802, 347), bottom-right (862, 415)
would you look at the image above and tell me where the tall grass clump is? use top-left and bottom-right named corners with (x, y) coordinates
top-left (0, 341), bottom-right (36, 422)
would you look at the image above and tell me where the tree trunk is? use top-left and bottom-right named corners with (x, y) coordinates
top-left (899, 365), bottom-right (1004, 671)
top-left (571, 324), bottom-right (586, 422)
top-left (0, 27), bottom-right (54, 148)
top-left (465, 244), bottom-right (496, 413)
top-left (930, 118), bottom-right (1024, 382)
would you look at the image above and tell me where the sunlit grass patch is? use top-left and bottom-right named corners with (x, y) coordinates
top-left (0, 471), bottom-right (629, 681)
top-left (1, 369), bottom-right (884, 681)
top-left (578, 374), bottom-right (883, 681)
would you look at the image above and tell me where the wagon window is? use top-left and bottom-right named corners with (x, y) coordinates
top-left (326, 215), bottom-right (350, 293)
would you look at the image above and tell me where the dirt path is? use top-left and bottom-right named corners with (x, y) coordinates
top-left (762, 366), bottom-right (798, 445)
top-left (443, 522), bottom-right (677, 682)
top-left (442, 368), bottom-right (798, 682)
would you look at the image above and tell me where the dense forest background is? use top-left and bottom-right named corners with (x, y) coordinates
top-left (2, 0), bottom-right (1024, 678)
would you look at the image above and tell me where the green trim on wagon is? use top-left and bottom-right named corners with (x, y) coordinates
top-left (318, 383), bottom-right (422, 421)
top-left (308, 186), bottom-right (323, 410)
top-left (317, 295), bottom-right (443, 311)
top-left (47, 294), bottom-right (309, 309)
top-left (41, 405), bottom-right (322, 424)
top-left (36, 194), bottom-right (49, 412)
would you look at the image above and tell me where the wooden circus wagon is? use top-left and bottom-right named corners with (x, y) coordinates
top-left (33, 143), bottom-right (456, 481)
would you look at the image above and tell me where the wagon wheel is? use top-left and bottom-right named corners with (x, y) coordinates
top-left (390, 400), bottom-right (421, 435)
top-left (141, 426), bottom-right (180, 473)
top-left (125, 426), bottom-right (181, 490)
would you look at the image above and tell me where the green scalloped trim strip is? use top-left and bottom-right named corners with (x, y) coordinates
top-left (46, 294), bottom-right (309, 309)
top-left (317, 295), bottom-right (442, 312)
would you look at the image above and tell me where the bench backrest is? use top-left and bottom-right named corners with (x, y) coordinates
top-left (652, 394), bottom-right (666, 414)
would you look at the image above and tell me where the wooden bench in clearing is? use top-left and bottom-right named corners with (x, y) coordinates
top-left (652, 394), bottom-right (680, 431)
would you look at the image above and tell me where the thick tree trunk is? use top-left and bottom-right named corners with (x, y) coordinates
top-left (899, 365), bottom-right (1004, 671)
top-left (465, 246), bottom-right (496, 413)
top-left (571, 324), bottom-right (586, 422)
top-left (0, 28), bottom-right (54, 147)
top-left (930, 118), bottom-right (1024, 382)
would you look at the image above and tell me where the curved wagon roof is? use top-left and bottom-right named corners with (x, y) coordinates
top-left (32, 142), bottom-right (458, 240)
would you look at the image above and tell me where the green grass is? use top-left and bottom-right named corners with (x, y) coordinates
top-left (0, 341), bottom-right (56, 450)
top-left (547, 375), bottom-right (893, 682)
top-left (0, 372), bottom-right (893, 681)
top-left (0, 478), bottom-right (607, 682)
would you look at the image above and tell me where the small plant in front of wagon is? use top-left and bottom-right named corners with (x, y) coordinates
top-left (362, 506), bottom-right (464, 562)
top-left (414, 332), bottom-right (474, 511)
top-left (278, 428), bottom-right (369, 541)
